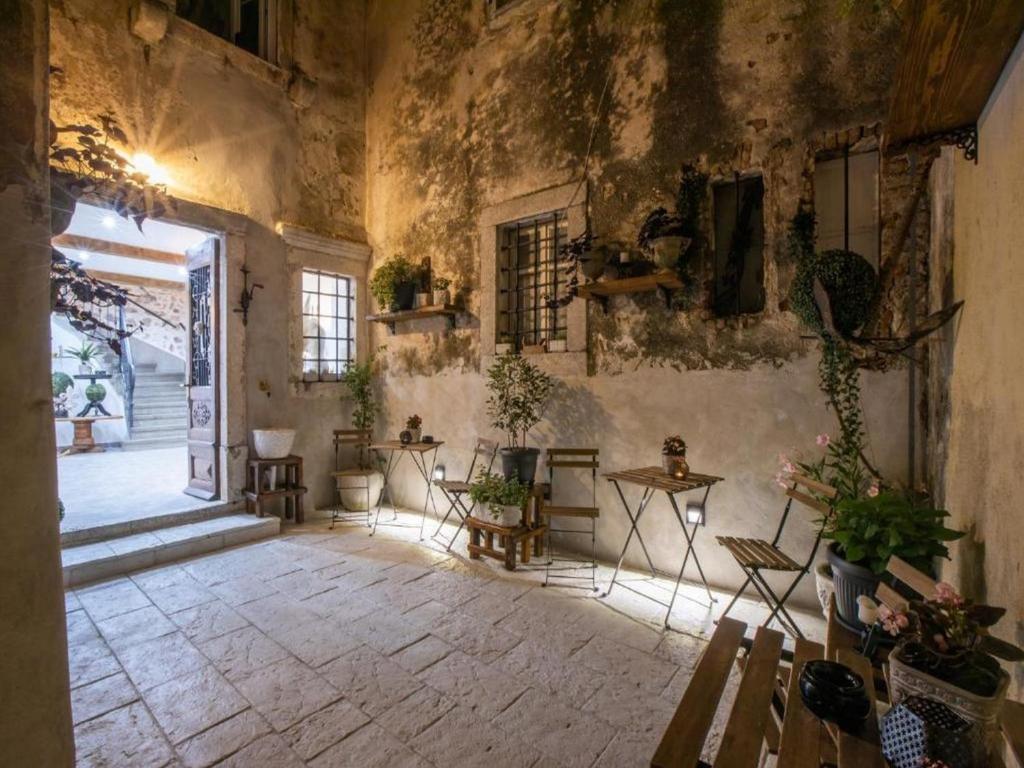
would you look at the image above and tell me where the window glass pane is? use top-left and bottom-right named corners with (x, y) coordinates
top-left (712, 176), bottom-right (765, 317)
top-left (303, 338), bottom-right (318, 363)
top-left (814, 151), bottom-right (879, 267)
top-left (319, 338), bottom-right (337, 361)
top-left (302, 271), bottom-right (319, 291)
top-left (319, 274), bottom-right (338, 295)
top-left (302, 316), bottom-right (319, 336)
top-left (496, 212), bottom-right (566, 350)
top-left (302, 292), bottom-right (318, 315)
top-left (318, 317), bottom-right (338, 338)
top-left (318, 295), bottom-right (337, 317)
top-left (177, 0), bottom-right (231, 40)
top-left (301, 268), bottom-right (355, 381)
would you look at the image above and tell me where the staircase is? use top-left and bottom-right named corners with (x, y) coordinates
top-left (124, 364), bottom-right (188, 450)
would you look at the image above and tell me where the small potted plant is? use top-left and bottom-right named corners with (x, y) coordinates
top-left (486, 353), bottom-right (552, 484)
top-left (369, 253), bottom-right (417, 312)
top-left (433, 276), bottom-right (452, 306)
top-left (662, 435), bottom-right (689, 478)
top-left (337, 358), bottom-right (384, 510)
top-left (469, 470), bottom-right (529, 527)
top-left (52, 372), bottom-right (75, 418)
top-left (405, 414), bottom-right (422, 443)
top-left (65, 342), bottom-right (102, 374)
top-left (871, 583), bottom-right (1024, 738)
top-left (638, 208), bottom-right (690, 270)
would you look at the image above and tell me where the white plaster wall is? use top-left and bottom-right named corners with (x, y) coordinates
top-left (944, 31), bottom-right (1024, 698)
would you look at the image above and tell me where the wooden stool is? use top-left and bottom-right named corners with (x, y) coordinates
top-left (245, 455), bottom-right (307, 524)
top-left (466, 516), bottom-right (547, 571)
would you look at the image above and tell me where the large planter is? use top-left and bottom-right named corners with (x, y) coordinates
top-left (491, 504), bottom-right (523, 528)
top-left (500, 447), bottom-right (539, 485)
top-left (826, 542), bottom-right (881, 628)
top-left (252, 428), bottom-right (296, 459)
top-left (814, 562), bottom-right (835, 617)
top-left (649, 235), bottom-right (690, 269)
top-left (581, 248), bottom-right (607, 280)
top-left (336, 470), bottom-right (384, 511)
top-left (889, 646), bottom-right (1010, 744)
top-left (392, 281), bottom-right (416, 311)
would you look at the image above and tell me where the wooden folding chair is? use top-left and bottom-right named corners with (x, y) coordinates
top-left (541, 448), bottom-right (600, 591)
top-left (716, 473), bottom-right (838, 639)
top-left (431, 437), bottom-right (498, 551)
top-left (329, 429), bottom-right (376, 529)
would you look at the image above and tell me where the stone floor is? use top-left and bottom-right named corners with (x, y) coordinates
top-left (67, 512), bottom-right (824, 767)
top-left (60, 446), bottom-right (217, 533)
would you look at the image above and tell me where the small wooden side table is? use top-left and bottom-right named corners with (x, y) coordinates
top-left (56, 415), bottom-right (122, 455)
top-left (466, 516), bottom-right (547, 571)
top-left (245, 455), bottom-right (306, 524)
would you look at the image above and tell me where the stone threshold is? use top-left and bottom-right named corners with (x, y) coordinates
top-left (61, 500), bottom-right (244, 548)
top-left (61, 514), bottom-right (280, 588)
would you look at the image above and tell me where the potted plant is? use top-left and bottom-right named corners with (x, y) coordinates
top-left (874, 583), bottom-right (1024, 738)
top-left (823, 489), bottom-right (963, 627)
top-left (369, 253), bottom-right (417, 312)
top-left (495, 333), bottom-right (514, 356)
top-left (485, 353), bottom-right (552, 485)
top-left (638, 207), bottom-right (690, 269)
top-left (52, 372), bottom-right (75, 418)
top-left (432, 276), bottom-right (451, 306)
top-left (338, 358), bottom-right (384, 511)
top-left (405, 414), bottom-right (422, 443)
top-left (65, 342), bottom-right (102, 374)
top-left (662, 435), bottom-right (689, 478)
top-left (468, 470), bottom-right (529, 527)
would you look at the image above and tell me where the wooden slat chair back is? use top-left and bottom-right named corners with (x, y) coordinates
top-left (430, 437), bottom-right (498, 551)
top-left (329, 428), bottom-right (376, 528)
top-left (542, 448), bottom-right (600, 590)
top-left (717, 473), bottom-right (838, 640)
top-left (653, 617), bottom-right (785, 767)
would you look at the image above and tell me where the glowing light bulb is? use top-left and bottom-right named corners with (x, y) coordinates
top-left (130, 152), bottom-right (171, 185)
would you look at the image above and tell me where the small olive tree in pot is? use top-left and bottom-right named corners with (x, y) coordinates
top-left (485, 354), bottom-right (552, 485)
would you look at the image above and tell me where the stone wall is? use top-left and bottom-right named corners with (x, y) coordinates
top-left (364, 0), bottom-right (913, 608)
top-left (930, 34), bottom-right (1024, 699)
top-left (120, 279), bottom-right (188, 361)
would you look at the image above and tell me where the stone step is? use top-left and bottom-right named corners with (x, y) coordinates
top-left (133, 405), bottom-right (188, 418)
top-left (131, 418), bottom-right (188, 432)
top-left (62, 514), bottom-right (280, 587)
top-left (132, 394), bottom-right (186, 405)
top-left (133, 384), bottom-right (185, 394)
top-left (134, 372), bottom-right (185, 381)
top-left (121, 436), bottom-right (187, 451)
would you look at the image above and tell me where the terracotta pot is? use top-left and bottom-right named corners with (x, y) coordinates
top-left (662, 453), bottom-right (689, 478)
top-left (889, 646), bottom-right (1010, 744)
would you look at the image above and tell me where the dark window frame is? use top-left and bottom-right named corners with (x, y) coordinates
top-left (301, 268), bottom-right (355, 383)
top-left (712, 173), bottom-right (766, 318)
top-left (176, 0), bottom-right (278, 63)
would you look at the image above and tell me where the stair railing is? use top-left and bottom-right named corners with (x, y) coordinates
top-left (117, 306), bottom-right (136, 434)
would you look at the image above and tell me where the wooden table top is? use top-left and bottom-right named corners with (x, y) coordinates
top-left (370, 440), bottom-right (444, 452)
top-left (604, 466), bottom-right (723, 493)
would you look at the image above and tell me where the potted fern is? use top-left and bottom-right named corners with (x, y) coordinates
top-left (469, 471), bottom-right (529, 527)
top-left (485, 354), bottom-right (552, 485)
top-left (369, 254), bottom-right (416, 312)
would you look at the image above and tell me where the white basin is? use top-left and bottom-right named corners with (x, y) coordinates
top-left (252, 428), bottom-right (296, 459)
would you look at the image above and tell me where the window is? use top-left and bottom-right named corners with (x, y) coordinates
top-left (497, 211), bottom-right (567, 351)
top-left (302, 269), bottom-right (354, 382)
top-left (814, 149), bottom-right (879, 267)
top-left (487, 0), bottom-right (525, 18)
top-left (712, 174), bottom-right (765, 316)
top-left (177, 0), bottom-right (278, 62)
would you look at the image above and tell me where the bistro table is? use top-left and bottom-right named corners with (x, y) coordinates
top-left (370, 440), bottom-right (443, 539)
top-left (56, 415), bottom-right (122, 455)
top-left (603, 466), bottom-right (723, 630)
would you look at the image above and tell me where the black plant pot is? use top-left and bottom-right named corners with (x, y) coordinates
top-left (392, 281), bottom-right (416, 311)
top-left (826, 542), bottom-right (881, 628)
top-left (500, 447), bottom-right (540, 486)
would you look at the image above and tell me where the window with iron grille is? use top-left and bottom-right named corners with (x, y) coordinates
top-left (302, 269), bottom-right (354, 382)
top-left (497, 211), bottom-right (568, 350)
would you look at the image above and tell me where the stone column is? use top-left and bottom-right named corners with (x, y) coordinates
top-left (0, 0), bottom-right (76, 764)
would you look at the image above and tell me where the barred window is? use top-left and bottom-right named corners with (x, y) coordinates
top-left (497, 211), bottom-right (567, 350)
top-left (302, 269), bottom-right (354, 382)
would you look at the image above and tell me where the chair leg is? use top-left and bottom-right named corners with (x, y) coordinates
top-left (717, 573), bottom-right (754, 623)
top-left (591, 516), bottom-right (598, 592)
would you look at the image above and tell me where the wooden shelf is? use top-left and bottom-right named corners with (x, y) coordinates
top-left (576, 270), bottom-right (683, 311)
top-left (366, 304), bottom-right (459, 334)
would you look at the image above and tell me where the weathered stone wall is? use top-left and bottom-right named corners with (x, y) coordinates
top-left (365, 0), bottom-right (912, 608)
top-left (932, 34), bottom-right (1024, 699)
top-left (120, 280), bottom-right (188, 361)
top-left (0, 0), bottom-right (75, 762)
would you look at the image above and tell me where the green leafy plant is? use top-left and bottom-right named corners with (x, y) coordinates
top-left (468, 470), bottom-right (529, 520)
top-left (65, 343), bottom-right (102, 365)
top-left (790, 247), bottom-right (878, 338)
top-left (485, 354), bottom-right (553, 449)
top-left (342, 357), bottom-right (377, 467)
top-left (58, 498), bottom-right (65, 523)
top-left (52, 372), bottom-right (75, 397)
top-left (637, 208), bottom-right (685, 252)
top-left (368, 254), bottom-right (415, 310)
top-left (546, 232), bottom-right (596, 309)
top-left (433, 276), bottom-right (451, 290)
top-left (822, 490), bottom-right (963, 576)
top-left (662, 435), bottom-right (686, 456)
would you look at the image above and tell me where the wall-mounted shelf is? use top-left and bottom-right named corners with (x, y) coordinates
top-left (576, 270), bottom-right (683, 312)
top-left (366, 304), bottom-right (459, 334)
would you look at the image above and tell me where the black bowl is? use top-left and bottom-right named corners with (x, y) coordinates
top-left (798, 660), bottom-right (872, 731)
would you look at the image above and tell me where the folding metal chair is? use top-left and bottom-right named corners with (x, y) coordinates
top-left (716, 473), bottom-right (837, 639)
top-left (329, 429), bottom-right (376, 529)
top-left (431, 437), bottom-right (498, 551)
top-left (541, 448), bottom-right (600, 591)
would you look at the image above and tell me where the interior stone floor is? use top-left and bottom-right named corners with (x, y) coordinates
top-left (66, 513), bottom-right (824, 767)
top-left (59, 446), bottom-right (217, 533)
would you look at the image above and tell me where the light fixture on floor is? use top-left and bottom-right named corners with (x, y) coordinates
top-left (433, 464), bottom-right (445, 481)
top-left (686, 502), bottom-right (705, 526)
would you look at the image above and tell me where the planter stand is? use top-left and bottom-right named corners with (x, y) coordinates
top-left (466, 515), bottom-right (546, 571)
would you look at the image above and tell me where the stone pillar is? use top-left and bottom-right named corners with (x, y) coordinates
top-left (0, 0), bottom-right (76, 764)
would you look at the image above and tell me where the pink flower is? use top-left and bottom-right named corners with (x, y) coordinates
top-left (867, 483), bottom-right (879, 498)
top-left (877, 604), bottom-right (908, 636)
top-left (816, 433), bottom-right (830, 447)
top-left (783, 461), bottom-right (797, 474)
top-left (774, 472), bottom-right (789, 489)
top-left (935, 582), bottom-right (963, 606)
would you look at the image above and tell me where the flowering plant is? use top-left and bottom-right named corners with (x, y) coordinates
top-left (886, 584), bottom-right (1024, 696)
top-left (405, 414), bottom-right (422, 430)
top-left (662, 436), bottom-right (686, 456)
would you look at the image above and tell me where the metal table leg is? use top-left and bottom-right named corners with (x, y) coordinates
top-left (663, 486), bottom-right (717, 629)
top-left (370, 450), bottom-right (400, 536)
top-left (602, 483), bottom-right (657, 598)
top-left (411, 449), bottom-right (441, 540)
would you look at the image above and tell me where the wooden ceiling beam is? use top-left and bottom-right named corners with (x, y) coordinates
top-left (84, 269), bottom-right (184, 292)
top-left (52, 234), bottom-right (185, 266)
top-left (885, 0), bottom-right (1024, 154)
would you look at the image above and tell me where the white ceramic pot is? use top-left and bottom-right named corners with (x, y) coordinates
top-left (415, 292), bottom-right (432, 308)
top-left (814, 562), bottom-right (834, 617)
top-left (252, 428), bottom-right (296, 459)
top-left (650, 235), bottom-right (688, 269)
top-left (79, 363), bottom-right (93, 375)
top-left (336, 470), bottom-right (384, 511)
top-left (492, 504), bottom-right (522, 527)
top-left (407, 428), bottom-right (422, 443)
top-left (433, 289), bottom-right (450, 306)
